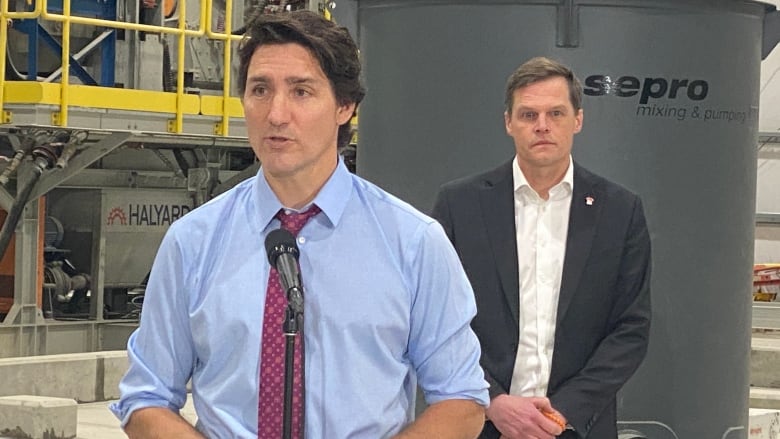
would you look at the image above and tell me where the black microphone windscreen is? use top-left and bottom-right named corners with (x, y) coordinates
top-left (264, 228), bottom-right (299, 265)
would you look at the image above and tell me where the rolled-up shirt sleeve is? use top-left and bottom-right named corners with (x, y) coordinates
top-left (110, 224), bottom-right (196, 426)
top-left (407, 221), bottom-right (490, 407)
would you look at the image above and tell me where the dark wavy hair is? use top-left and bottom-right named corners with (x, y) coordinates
top-left (237, 11), bottom-right (365, 149)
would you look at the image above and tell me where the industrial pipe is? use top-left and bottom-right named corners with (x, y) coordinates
top-left (0, 131), bottom-right (49, 186)
top-left (0, 136), bottom-right (66, 260)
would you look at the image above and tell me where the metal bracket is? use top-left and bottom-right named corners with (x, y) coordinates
top-left (214, 122), bottom-right (224, 135)
top-left (51, 111), bottom-right (62, 126)
top-left (556, 0), bottom-right (580, 48)
top-left (29, 131), bottom-right (132, 200)
top-left (756, 212), bottom-right (780, 225)
top-left (763, 9), bottom-right (780, 60)
top-left (212, 162), bottom-right (260, 198)
top-left (1, 111), bottom-right (11, 124)
top-left (167, 119), bottom-right (176, 133)
top-left (753, 302), bottom-right (780, 330)
top-left (0, 186), bottom-right (14, 212)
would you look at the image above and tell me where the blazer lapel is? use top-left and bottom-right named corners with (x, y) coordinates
top-left (479, 161), bottom-right (520, 325)
top-left (557, 164), bottom-right (602, 326)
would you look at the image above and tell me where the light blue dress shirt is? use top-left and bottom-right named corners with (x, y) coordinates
top-left (110, 160), bottom-right (489, 438)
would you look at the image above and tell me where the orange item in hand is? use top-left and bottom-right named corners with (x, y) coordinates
top-left (543, 410), bottom-right (566, 430)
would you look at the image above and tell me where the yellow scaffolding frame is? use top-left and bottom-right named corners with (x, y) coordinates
top-left (0, 0), bottom-right (243, 135)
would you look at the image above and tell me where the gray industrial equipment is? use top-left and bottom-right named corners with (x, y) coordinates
top-left (47, 187), bottom-right (193, 316)
top-left (357, 0), bottom-right (780, 438)
top-left (0, 0), bottom-right (330, 356)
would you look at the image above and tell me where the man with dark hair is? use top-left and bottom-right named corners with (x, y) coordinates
top-left (111, 10), bottom-right (488, 439)
top-left (432, 56), bottom-right (652, 439)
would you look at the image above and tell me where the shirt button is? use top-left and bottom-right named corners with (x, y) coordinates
top-left (298, 236), bottom-right (306, 245)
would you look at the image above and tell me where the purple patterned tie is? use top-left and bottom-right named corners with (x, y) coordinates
top-left (258, 205), bottom-right (321, 439)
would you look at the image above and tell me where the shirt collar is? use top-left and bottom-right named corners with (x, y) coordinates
top-left (512, 155), bottom-right (574, 199)
top-left (255, 158), bottom-right (352, 230)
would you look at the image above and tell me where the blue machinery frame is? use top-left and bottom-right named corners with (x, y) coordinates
top-left (11, 0), bottom-right (116, 86)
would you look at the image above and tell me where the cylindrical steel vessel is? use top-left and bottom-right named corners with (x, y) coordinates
top-left (357, 1), bottom-right (775, 437)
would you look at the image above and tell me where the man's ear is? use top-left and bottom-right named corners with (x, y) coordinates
top-left (574, 108), bottom-right (583, 134)
top-left (337, 103), bottom-right (357, 125)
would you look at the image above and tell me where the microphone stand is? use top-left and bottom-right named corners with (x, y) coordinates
top-left (282, 286), bottom-right (304, 439)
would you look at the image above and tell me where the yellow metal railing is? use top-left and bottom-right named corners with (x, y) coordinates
top-left (0, 2), bottom-right (10, 124)
top-left (0, 0), bottom-right (45, 124)
top-left (0, 0), bottom-right (243, 135)
top-left (204, 0), bottom-right (242, 136)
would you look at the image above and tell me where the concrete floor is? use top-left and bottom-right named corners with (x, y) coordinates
top-left (76, 401), bottom-right (126, 439)
top-left (76, 396), bottom-right (196, 439)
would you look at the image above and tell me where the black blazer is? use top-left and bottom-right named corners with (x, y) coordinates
top-left (431, 160), bottom-right (651, 439)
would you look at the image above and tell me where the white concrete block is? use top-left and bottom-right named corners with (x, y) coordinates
top-left (751, 387), bottom-right (780, 410)
top-left (749, 408), bottom-right (780, 439)
top-left (97, 351), bottom-right (129, 400)
top-left (0, 395), bottom-right (77, 439)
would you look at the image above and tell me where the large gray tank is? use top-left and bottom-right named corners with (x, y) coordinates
top-left (357, 1), bottom-right (778, 437)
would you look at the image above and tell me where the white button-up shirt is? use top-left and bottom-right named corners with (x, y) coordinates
top-left (509, 156), bottom-right (573, 397)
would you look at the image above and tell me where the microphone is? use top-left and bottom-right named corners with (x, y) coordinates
top-left (265, 229), bottom-right (304, 314)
